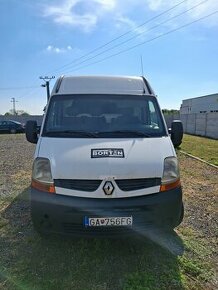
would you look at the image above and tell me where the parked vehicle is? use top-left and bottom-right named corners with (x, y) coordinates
top-left (0, 120), bottom-right (25, 134)
top-left (26, 75), bottom-right (184, 236)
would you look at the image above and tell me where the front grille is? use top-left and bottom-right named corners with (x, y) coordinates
top-left (54, 178), bottom-right (161, 192)
top-left (54, 179), bottom-right (102, 192)
top-left (115, 178), bottom-right (161, 191)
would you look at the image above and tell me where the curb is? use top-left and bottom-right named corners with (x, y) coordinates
top-left (179, 150), bottom-right (218, 169)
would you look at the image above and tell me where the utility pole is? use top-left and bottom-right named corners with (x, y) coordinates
top-left (11, 97), bottom-right (18, 115)
top-left (39, 76), bottom-right (55, 101)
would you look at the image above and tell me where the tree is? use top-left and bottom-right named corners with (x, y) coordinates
top-left (16, 110), bottom-right (30, 116)
top-left (4, 112), bottom-right (12, 116)
top-left (162, 109), bottom-right (179, 115)
top-left (4, 109), bottom-right (13, 116)
top-left (4, 109), bottom-right (29, 116)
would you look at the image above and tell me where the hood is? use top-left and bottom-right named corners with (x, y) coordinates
top-left (37, 136), bottom-right (175, 180)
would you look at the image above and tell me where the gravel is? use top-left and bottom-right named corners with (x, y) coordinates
top-left (0, 134), bottom-right (35, 196)
top-left (178, 153), bottom-right (218, 240)
top-left (0, 134), bottom-right (217, 241)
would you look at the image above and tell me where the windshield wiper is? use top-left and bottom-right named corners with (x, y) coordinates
top-left (45, 130), bottom-right (98, 137)
top-left (45, 130), bottom-right (152, 138)
top-left (97, 130), bottom-right (152, 137)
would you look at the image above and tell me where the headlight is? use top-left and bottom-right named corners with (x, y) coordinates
top-left (160, 157), bottom-right (180, 191)
top-left (31, 158), bottom-right (55, 193)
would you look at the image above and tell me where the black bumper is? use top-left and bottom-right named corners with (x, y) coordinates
top-left (31, 187), bottom-right (183, 236)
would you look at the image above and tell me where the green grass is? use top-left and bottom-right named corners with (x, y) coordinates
top-left (180, 134), bottom-right (218, 166)
top-left (0, 191), bottom-right (185, 290)
top-left (1, 237), bottom-right (183, 290)
top-left (0, 190), bottom-right (216, 290)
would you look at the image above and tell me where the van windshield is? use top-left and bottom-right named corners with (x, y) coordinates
top-left (43, 94), bottom-right (167, 138)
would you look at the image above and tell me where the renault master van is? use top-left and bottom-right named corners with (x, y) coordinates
top-left (26, 75), bottom-right (183, 235)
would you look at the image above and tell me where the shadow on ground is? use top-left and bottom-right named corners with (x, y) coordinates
top-left (0, 188), bottom-right (184, 290)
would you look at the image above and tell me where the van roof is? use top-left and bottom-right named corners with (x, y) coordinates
top-left (51, 75), bottom-right (155, 96)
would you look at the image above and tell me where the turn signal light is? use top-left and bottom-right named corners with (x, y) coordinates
top-left (31, 179), bottom-right (56, 194)
top-left (160, 179), bottom-right (181, 192)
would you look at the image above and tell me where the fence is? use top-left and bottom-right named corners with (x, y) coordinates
top-left (163, 114), bottom-right (180, 128)
top-left (0, 114), bottom-right (180, 129)
top-left (1, 113), bottom-right (217, 139)
top-left (180, 112), bottom-right (218, 139)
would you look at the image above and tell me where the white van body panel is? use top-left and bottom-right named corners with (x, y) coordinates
top-left (36, 136), bottom-right (175, 198)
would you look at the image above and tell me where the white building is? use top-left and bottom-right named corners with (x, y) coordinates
top-left (180, 93), bottom-right (218, 114)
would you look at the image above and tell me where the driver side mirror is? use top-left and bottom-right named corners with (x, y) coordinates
top-left (25, 120), bottom-right (39, 144)
top-left (170, 120), bottom-right (183, 148)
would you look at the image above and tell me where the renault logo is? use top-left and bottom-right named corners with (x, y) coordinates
top-left (103, 181), bottom-right (114, 195)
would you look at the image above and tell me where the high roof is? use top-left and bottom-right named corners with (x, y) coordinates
top-left (51, 75), bottom-right (154, 96)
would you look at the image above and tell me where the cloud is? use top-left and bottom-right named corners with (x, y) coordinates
top-left (94, 0), bottom-right (116, 10)
top-left (186, 0), bottom-right (218, 25)
top-left (43, 0), bottom-right (117, 32)
top-left (145, 0), bottom-right (218, 25)
top-left (115, 16), bottom-right (148, 40)
top-left (46, 45), bottom-right (73, 54)
top-left (42, 0), bottom-right (218, 33)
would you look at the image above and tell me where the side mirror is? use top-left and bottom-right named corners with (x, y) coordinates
top-left (25, 120), bottom-right (39, 144)
top-left (170, 120), bottom-right (183, 148)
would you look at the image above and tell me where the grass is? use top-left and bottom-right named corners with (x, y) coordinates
top-left (180, 134), bottom-right (218, 166)
top-left (0, 188), bottom-right (216, 290)
top-left (0, 190), bottom-right (185, 290)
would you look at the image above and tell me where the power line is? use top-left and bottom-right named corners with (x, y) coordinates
top-left (0, 85), bottom-right (39, 90)
top-left (64, 10), bottom-right (218, 74)
top-left (62, 0), bottom-right (208, 73)
top-left (47, 0), bottom-right (188, 75)
top-left (19, 87), bottom-right (44, 104)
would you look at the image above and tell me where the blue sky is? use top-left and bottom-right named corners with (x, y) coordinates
top-left (0, 0), bottom-right (218, 115)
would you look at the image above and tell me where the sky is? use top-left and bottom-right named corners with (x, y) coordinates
top-left (0, 0), bottom-right (218, 115)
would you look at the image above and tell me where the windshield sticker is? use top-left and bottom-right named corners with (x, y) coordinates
top-left (91, 149), bottom-right (124, 158)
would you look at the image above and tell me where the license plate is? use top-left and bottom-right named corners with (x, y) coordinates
top-left (84, 216), bottom-right (133, 227)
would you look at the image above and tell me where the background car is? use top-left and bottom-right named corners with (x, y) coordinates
top-left (0, 120), bottom-right (25, 134)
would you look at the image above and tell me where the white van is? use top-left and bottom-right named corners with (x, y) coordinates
top-left (26, 75), bottom-right (183, 236)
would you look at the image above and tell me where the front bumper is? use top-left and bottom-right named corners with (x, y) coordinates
top-left (31, 187), bottom-right (183, 236)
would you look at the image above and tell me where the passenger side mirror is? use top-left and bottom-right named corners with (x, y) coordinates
top-left (170, 120), bottom-right (183, 148)
top-left (25, 120), bottom-right (39, 144)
